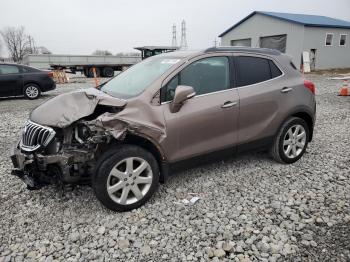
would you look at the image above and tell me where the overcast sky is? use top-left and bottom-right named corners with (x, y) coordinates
top-left (0, 0), bottom-right (349, 56)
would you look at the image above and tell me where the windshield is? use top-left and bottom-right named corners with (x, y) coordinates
top-left (101, 56), bottom-right (181, 99)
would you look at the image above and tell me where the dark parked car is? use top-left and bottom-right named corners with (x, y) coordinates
top-left (0, 63), bottom-right (56, 99)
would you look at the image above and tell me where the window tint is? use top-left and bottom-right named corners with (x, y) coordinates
top-left (269, 60), bottom-right (282, 78)
top-left (162, 57), bottom-right (230, 102)
top-left (325, 33), bottom-right (333, 46)
top-left (0, 65), bottom-right (19, 74)
top-left (235, 56), bottom-right (270, 87)
top-left (235, 56), bottom-right (282, 87)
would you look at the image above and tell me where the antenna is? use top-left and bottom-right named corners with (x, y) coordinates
top-left (172, 24), bottom-right (177, 47)
top-left (180, 20), bottom-right (188, 50)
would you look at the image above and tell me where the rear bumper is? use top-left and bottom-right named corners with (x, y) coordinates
top-left (309, 99), bottom-right (316, 142)
top-left (41, 81), bottom-right (56, 92)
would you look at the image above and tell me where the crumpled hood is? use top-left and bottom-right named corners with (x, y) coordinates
top-left (30, 88), bottom-right (127, 128)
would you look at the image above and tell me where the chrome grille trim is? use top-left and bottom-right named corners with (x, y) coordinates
top-left (20, 120), bottom-right (56, 152)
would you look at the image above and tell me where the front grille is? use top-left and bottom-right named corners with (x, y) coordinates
top-left (20, 121), bottom-right (56, 152)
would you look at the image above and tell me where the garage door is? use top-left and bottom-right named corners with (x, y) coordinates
top-left (230, 38), bottom-right (251, 47)
top-left (259, 34), bottom-right (287, 53)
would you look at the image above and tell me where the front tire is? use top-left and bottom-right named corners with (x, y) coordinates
top-left (270, 117), bottom-right (309, 164)
top-left (93, 145), bottom-right (159, 212)
top-left (24, 84), bottom-right (41, 99)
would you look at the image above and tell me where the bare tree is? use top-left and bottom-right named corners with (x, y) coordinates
top-left (92, 49), bottom-right (112, 56)
top-left (37, 46), bottom-right (52, 54)
top-left (0, 26), bottom-right (31, 62)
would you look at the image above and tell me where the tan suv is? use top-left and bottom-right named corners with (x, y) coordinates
top-left (11, 47), bottom-right (316, 211)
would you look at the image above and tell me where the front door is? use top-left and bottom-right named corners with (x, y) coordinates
top-left (161, 55), bottom-right (239, 162)
top-left (0, 65), bottom-right (22, 97)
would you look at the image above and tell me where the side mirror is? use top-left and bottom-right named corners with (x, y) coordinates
top-left (170, 85), bottom-right (196, 113)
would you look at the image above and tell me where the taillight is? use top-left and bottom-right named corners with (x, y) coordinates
top-left (47, 71), bottom-right (54, 78)
top-left (304, 80), bottom-right (316, 95)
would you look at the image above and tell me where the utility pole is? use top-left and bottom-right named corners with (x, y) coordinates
top-left (172, 24), bottom-right (177, 47)
top-left (180, 20), bottom-right (188, 50)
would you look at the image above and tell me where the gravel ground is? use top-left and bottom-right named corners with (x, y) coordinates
top-left (0, 74), bottom-right (349, 262)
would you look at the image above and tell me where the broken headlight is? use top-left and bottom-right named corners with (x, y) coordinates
top-left (75, 123), bottom-right (91, 143)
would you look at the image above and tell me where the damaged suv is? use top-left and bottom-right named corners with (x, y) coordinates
top-left (11, 47), bottom-right (316, 211)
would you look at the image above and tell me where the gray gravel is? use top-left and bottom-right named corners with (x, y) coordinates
top-left (0, 74), bottom-right (349, 261)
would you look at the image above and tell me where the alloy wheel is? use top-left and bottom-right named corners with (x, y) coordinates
top-left (107, 157), bottom-right (153, 205)
top-left (25, 86), bottom-right (39, 98)
top-left (283, 124), bottom-right (307, 158)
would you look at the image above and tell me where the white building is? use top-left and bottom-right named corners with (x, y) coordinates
top-left (219, 11), bottom-right (350, 70)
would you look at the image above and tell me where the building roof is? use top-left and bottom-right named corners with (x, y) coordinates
top-left (219, 11), bottom-right (350, 37)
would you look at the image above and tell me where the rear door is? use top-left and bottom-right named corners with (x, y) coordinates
top-left (0, 65), bottom-right (23, 97)
top-left (161, 54), bottom-right (240, 162)
top-left (233, 54), bottom-right (285, 145)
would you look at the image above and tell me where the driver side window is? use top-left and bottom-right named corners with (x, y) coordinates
top-left (161, 56), bottom-right (229, 102)
top-left (163, 75), bottom-right (179, 102)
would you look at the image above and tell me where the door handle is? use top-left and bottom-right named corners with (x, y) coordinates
top-left (281, 87), bottom-right (293, 93)
top-left (221, 101), bottom-right (237, 108)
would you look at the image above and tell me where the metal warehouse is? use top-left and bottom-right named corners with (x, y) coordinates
top-left (219, 11), bottom-right (350, 70)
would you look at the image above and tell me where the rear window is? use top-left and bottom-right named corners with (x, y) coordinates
top-left (235, 56), bottom-right (282, 87)
top-left (21, 66), bottom-right (39, 73)
top-left (269, 60), bottom-right (282, 78)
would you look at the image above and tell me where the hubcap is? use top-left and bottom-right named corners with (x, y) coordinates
top-left (26, 86), bottom-right (39, 98)
top-left (283, 124), bottom-right (306, 159)
top-left (107, 157), bottom-right (153, 205)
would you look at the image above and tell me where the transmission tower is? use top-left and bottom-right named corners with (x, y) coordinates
top-left (172, 24), bottom-right (177, 47)
top-left (180, 20), bottom-right (188, 50)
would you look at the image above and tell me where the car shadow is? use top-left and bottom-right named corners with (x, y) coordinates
top-left (165, 149), bottom-right (273, 183)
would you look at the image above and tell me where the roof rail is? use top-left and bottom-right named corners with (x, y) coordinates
top-left (204, 46), bottom-right (281, 55)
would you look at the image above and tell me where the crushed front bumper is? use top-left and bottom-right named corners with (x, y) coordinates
top-left (10, 145), bottom-right (90, 189)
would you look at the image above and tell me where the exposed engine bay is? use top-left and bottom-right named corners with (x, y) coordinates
top-left (11, 106), bottom-right (117, 189)
top-left (10, 88), bottom-right (166, 190)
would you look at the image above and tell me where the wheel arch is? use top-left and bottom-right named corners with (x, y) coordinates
top-left (280, 107), bottom-right (314, 142)
top-left (122, 133), bottom-right (168, 183)
top-left (23, 81), bottom-right (41, 91)
top-left (291, 111), bottom-right (314, 141)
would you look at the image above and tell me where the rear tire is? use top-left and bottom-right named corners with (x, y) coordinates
top-left (93, 145), bottom-right (159, 212)
top-left (24, 84), bottom-right (41, 99)
top-left (270, 117), bottom-right (309, 164)
top-left (103, 67), bottom-right (114, 77)
top-left (83, 68), bottom-right (89, 77)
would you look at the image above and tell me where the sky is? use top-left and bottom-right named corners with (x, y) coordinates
top-left (0, 0), bottom-right (350, 56)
